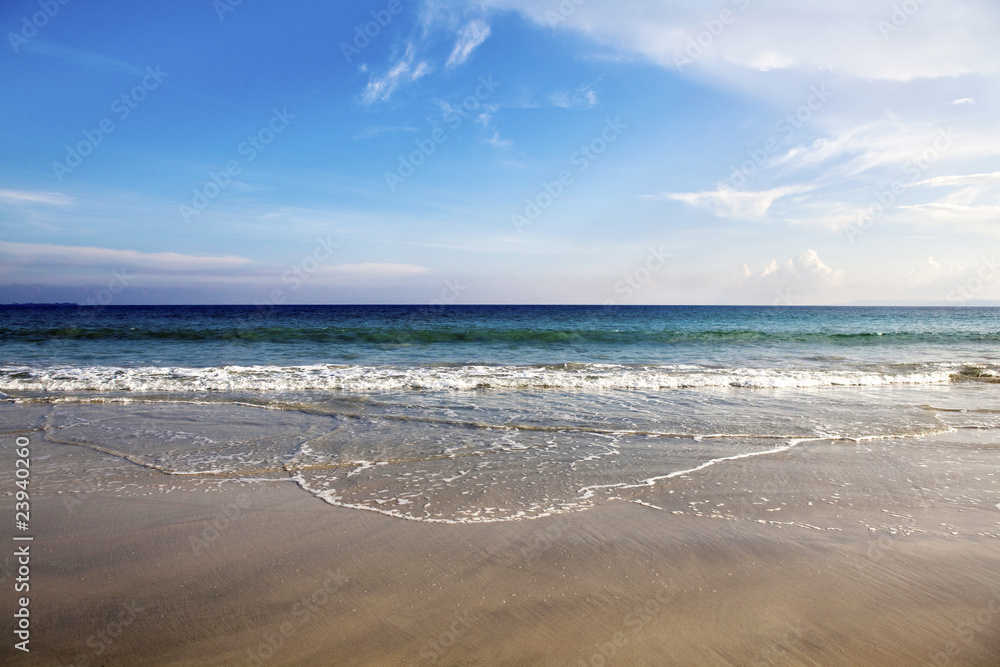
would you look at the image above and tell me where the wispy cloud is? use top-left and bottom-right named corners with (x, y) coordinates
top-left (548, 84), bottom-right (599, 109)
top-left (22, 41), bottom-right (143, 76)
top-left (0, 241), bottom-right (252, 273)
top-left (352, 125), bottom-right (419, 140)
top-left (358, 9), bottom-right (490, 104)
top-left (446, 20), bottom-right (491, 68)
top-left (650, 185), bottom-right (810, 220)
top-left (360, 43), bottom-right (432, 105)
top-left (483, 132), bottom-right (511, 149)
top-left (898, 202), bottom-right (1000, 222)
top-left (898, 170), bottom-right (1000, 228)
top-left (0, 190), bottom-right (74, 206)
top-left (476, 111), bottom-right (511, 149)
top-left (766, 123), bottom-right (945, 182)
top-left (914, 171), bottom-right (1000, 188)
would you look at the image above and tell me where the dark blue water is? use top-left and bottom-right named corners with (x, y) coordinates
top-left (2, 305), bottom-right (998, 370)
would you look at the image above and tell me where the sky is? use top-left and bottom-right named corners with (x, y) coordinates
top-left (1, 0), bottom-right (998, 306)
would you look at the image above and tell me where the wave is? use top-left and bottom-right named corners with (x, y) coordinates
top-left (3, 326), bottom-right (1000, 346)
top-left (1, 362), bottom-right (986, 393)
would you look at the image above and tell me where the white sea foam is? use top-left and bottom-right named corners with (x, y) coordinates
top-left (578, 439), bottom-right (807, 499)
top-left (0, 362), bottom-right (962, 394)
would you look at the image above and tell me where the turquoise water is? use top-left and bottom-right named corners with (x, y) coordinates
top-left (2, 304), bottom-right (999, 377)
top-left (2, 305), bottom-right (998, 522)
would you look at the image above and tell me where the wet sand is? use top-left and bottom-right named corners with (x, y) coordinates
top-left (3, 427), bottom-right (1000, 666)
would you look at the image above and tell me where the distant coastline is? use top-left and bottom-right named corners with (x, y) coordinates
top-left (5, 302), bottom-right (78, 307)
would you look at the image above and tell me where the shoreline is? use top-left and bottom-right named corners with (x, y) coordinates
top-left (2, 425), bottom-right (998, 665)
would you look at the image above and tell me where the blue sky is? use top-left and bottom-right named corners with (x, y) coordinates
top-left (1, 0), bottom-right (998, 305)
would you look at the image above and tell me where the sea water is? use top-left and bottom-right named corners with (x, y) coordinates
top-left (1, 305), bottom-right (998, 522)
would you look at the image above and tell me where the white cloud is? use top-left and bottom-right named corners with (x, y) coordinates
top-left (746, 50), bottom-right (796, 73)
top-left (740, 249), bottom-right (845, 299)
top-left (894, 170), bottom-right (1000, 230)
top-left (904, 256), bottom-right (961, 286)
top-left (0, 241), bottom-right (252, 274)
top-left (898, 202), bottom-right (1000, 223)
top-left (787, 249), bottom-right (844, 284)
top-left (446, 20), bottom-right (491, 67)
top-left (914, 171), bottom-right (1000, 188)
top-left (359, 11), bottom-right (490, 103)
top-left (734, 249), bottom-right (846, 305)
top-left (0, 242), bottom-right (434, 290)
top-left (360, 43), bottom-right (432, 105)
top-left (480, 0), bottom-right (1000, 82)
top-left (0, 190), bottom-right (74, 206)
top-left (548, 84), bottom-right (599, 109)
top-left (475, 111), bottom-right (511, 149)
top-left (700, 122), bottom-right (997, 232)
top-left (770, 123), bottom-right (967, 183)
top-left (483, 132), bottom-right (511, 149)
top-left (468, 1), bottom-right (995, 243)
top-left (652, 185), bottom-right (809, 220)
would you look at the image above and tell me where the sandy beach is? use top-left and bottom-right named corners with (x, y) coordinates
top-left (4, 418), bottom-right (999, 666)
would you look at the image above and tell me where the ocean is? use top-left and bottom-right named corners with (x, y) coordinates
top-left (2, 304), bottom-right (998, 523)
